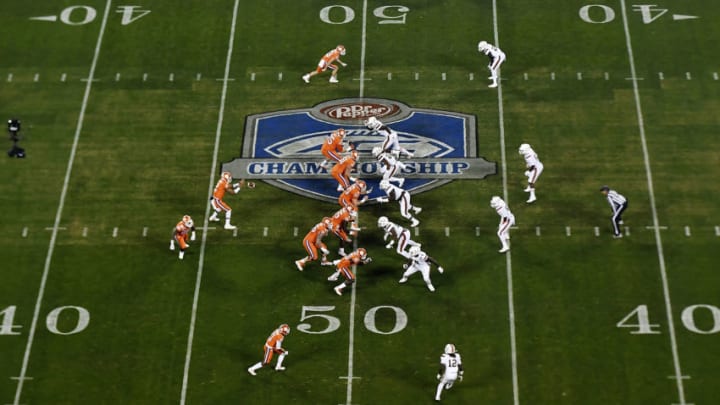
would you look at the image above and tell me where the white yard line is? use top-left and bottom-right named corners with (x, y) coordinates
top-left (492, 1), bottom-right (520, 404)
top-left (619, 1), bottom-right (687, 403)
top-left (11, 2), bottom-right (112, 404)
top-left (179, 1), bottom-right (239, 404)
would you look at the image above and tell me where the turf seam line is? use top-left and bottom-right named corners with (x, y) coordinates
top-left (11, 2), bottom-right (113, 404)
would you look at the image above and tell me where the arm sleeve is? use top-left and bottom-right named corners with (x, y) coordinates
top-left (427, 255), bottom-right (441, 267)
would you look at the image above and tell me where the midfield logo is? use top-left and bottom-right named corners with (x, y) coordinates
top-left (221, 98), bottom-right (496, 202)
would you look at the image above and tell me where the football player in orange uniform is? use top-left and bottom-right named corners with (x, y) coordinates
top-left (327, 248), bottom-right (372, 296)
top-left (169, 215), bottom-right (196, 260)
top-left (209, 171), bottom-right (254, 230)
top-left (329, 206), bottom-right (359, 256)
top-left (330, 149), bottom-right (358, 192)
top-left (338, 179), bottom-right (369, 211)
top-left (302, 45), bottom-right (347, 83)
top-left (319, 128), bottom-right (346, 168)
top-left (248, 324), bottom-right (290, 375)
top-left (295, 217), bottom-right (333, 271)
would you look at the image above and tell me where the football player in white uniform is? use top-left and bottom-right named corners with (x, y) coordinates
top-left (364, 116), bottom-right (414, 158)
top-left (478, 40), bottom-right (506, 88)
top-left (518, 143), bottom-right (543, 203)
top-left (491, 196), bottom-right (515, 253)
top-left (435, 343), bottom-right (463, 402)
top-left (373, 146), bottom-right (406, 186)
top-left (399, 246), bottom-right (444, 292)
top-left (377, 216), bottom-right (420, 258)
top-left (376, 180), bottom-right (422, 227)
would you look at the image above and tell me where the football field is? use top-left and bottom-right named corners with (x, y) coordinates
top-left (1, 1), bottom-right (719, 404)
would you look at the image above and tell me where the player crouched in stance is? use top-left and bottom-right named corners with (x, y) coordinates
top-left (364, 116), bottom-right (414, 158)
top-left (373, 146), bottom-right (406, 187)
top-left (327, 248), bottom-right (372, 296)
top-left (377, 216), bottom-right (420, 258)
top-left (209, 171), bottom-right (255, 230)
top-left (303, 45), bottom-right (347, 84)
top-left (320, 128), bottom-right (346, 169)
top-left (295, 217), bottom-right (333, 271)
top-left (338, 179), bottom-right (370, 211)
top-left (170, 215), bottom-right (196, 260)
top-left (248, 324), bottom-right (290, 375)
top-left (329, 206), bottom-right (360, 256)
top-left (377, 179), bottom-right (422, 227)
top-left (518, 143), bottom-right (543, 203)
top-left (331, 148), bottom-right (358, 192)
top-left (478, 40), bottom-right (506, 88)
top-left (491, 196), bottom-right (515, 253)
top-left (400, 246), bottom-right (443, 292)
top-left (435, 344), bottom-right (463, 402)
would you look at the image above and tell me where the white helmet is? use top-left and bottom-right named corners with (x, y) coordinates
top-left (478, 40), bottom-right (490, 52)
top-left (444, 343), bottom-right (456, 354)
top-left (364, 116), bottom-right (383, 131)
top-left (379, 179), bottom-right (390, 190)
top-left (408, 245), bottom-right (421, 257)
top-left (371, 146), bottom-right (383, 157)
top-left (518, 143), bottom-right (531, 154)
top-left (377, 216), bottom-right (389, 227)
top-left (490, 196), bottom-right (504, 208)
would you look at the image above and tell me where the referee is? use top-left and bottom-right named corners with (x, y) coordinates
top-left (600, 186), bottom-right (628, 238)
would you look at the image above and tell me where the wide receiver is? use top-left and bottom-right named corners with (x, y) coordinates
top-left (248, 324), bottom-right (291, 375)
top-left (169, 215), bottom-right (196, 260)
top-left (302, 45), bottom-right (347, 83)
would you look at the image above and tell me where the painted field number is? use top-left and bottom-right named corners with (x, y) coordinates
top-left (1, 305), bottom-right (90, 336)
top-left (298, 305), bottom-right (407, 335)
top-left (579, 4), bottom-right (698, 24)
top-left (320, 5), bottom-right (409, 25)
top-left (30, 5), bottom-right (151, 25)
top-left (618, 304), bottom-right (720, 335)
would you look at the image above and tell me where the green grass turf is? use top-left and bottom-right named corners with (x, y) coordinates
top-left (1, 0), bottom-right (719, 404)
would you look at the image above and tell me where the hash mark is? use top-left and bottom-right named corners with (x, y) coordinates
top-left (233, 228), bottom-right (238, 237)
top-left (414, 226), bottom-right (419, 236)
top-left (577, 72), bottom-right (582, 80)
top-left (468, 73), bottom-right (474, 81)
top-left (714, 72), bottom-right (719, 81)
top-left (61, 73), bottom-right (67, 82)
top-left (523, 72), bottom-right (528, 81)
top-left (196, 73), bottom-right (202, 81)
top-left (624, 226), bottom-right (630, 236)
top-left (142, 227), bottom-right (148, 237)
top-left (250, 72), bottom-right (255, 81)
top-left (444, 227), bottom-right (450, 237)
top-left (684, 226), bottom-right (691, 237)
top-left (278, 72), bottom-right (283, 81)
top-left (33, 73), bottom-right (39, 82)
top-left (387, 72), bottom-right (392, 80)
top-left (685, 72), bottom-right (692, 80)
top-left (169, 73), bottom-right (174, 82)
top-left (475, 226), bottom-right (480, 236)
top-left (263, 227), bottom-right (268, 237)
top-left (414, 72), bottom-right (419, 81)
top-left (715, 226), bottom-right (720, 236)
top-left (82, 227), bottom-right (88, 238)
top-left (22, 227), bottom-right (28, 238)
top-left (604, 72), bottom-right (609, 80)
top-left (115, 72), bottom-right (121, 81)
top-left (142, 73), bottom-right (148, 82)
top-left (594, 226), bottom-right (600, 237)
top-left (293, 227), bottom-right (298, 237)
top-left (565, 226), bottom-right (571, 236)
top-left (658, 72), bottom-right (664, 80)
top-left (551, 72), bottom-right (555, 81)
top-left (7, 73), bottom-right (13, 82)
top-left (441, 72), bottom-right (446, 81)
top-left (536, 226), bottom-right (541, 236)
top-left (112, 227), bottom-right (118, 238)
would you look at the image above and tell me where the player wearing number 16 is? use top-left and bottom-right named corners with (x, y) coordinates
top-left (247, 324), bottom-right (291, 376)
top-left (302, 45), bottom-right (347, 83)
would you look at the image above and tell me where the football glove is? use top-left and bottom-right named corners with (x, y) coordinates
top-left (458, 371), bottom-right (464, 382)
top-left (376, 197), bottom-right (389, 203)
top-left (364, 257), bottom-right (372, 264)
top-left (247, 181), bottom-right (256, 189)
top-left (333, 259), bottom-right (341, 265)
top-left (190, 231), bottom-right (196, 241)
top-left (437, 374), bottom-right (442, 381)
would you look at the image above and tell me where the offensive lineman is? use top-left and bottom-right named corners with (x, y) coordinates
top-left (364, 116), bottom-right (414, 158)
top-left (435, 343), bottom-right (463, 402)
top-left (400, 246), bottom-right (444, 292)
top-left (518, 143), bottom-right (544, 203)
top-left (377, 216), bottom-right (420, 258)
top-left (377, 180), bottom-right (422, 227)
top-left (491, 196), bottom-right (515, 253)
top-left (477, 40), bottom-right (506, 88)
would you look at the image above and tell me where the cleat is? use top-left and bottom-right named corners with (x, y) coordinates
top-left (178, 251), bottom-right (185, 260)
top-left (488, 82), bottom-right (498, 88)
top-left (209, 217), bottom-right (220, 222)
top-left (438, 266), bottom-right (444, 274)
top-left (319, 161), bottom-right (328, 168)
top-left (526, 196), bottom-right (537, 204)
top-left (295, 260), bottom-right (304, 271)
top-left (399, 277), bottom-right (408, 284)
top-left (396, 178), bottom-right (405, 187)
top-left (329, 76), bottom-right (339, 83)
top-left (618, 220), bottom-right (624, 225)
top-left (499, 246), bottom-right (510, 253)
top-left (428, 284), bottom-right (435, 292)
top-left (613, 234), bottom-right (623, 239)
top-left (328, 272), bottom-right (339, 281)
top-left (410, 218), bottom-right (420, 228)
top-left (336, 185), bottom-right (344, 192)
top-left (523, 185), bottom-right (532, 192)
top-left (275, 366), bottom-right (286, 371)
top-left (247, 367), bottom-right (256, 376)
top-left (334, 286), bottom-right (343, 295)
top-left (169, 241), bottom-right (175, 251)
top-left (224, 224), bottom-right (237, 230)
top-left (413, 206), bottom-right (422, 214)
top-left (338, 248), bottom-right (346, 256)
top-left (302, 74), bottom-right (310, 83)
top-left (320, 259), bottom-right (333, 266)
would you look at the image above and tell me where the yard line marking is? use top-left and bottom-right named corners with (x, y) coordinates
top-left (442, 72), bottom-right (446, 81)
top-left (180, 1), bottom-right (239, 404)
top-left (619, 2), bottom-right (687, 403)
top-left (625, 76), bottom-right (644, 80)
top-left (475, 226), bottom-right (480, 236)
top-left (577, 72), bottom-right (582, 80)
top-left (263, 227), bottom-right (268, 237)
top-left (22, 227), bottom-right (28, 238)
top-left (215, 77), bottom-right (235, 81)
top-left (250, 72), bottom-right (255, 81)
top-left (142, 227), bottom-right (148, 237)
top-left (169, 73), bottom-right (174, 82)
top-left (594, 226), bottom-right (600, 236)
top-left (7, 73), bottom-right (13, 82)
top-left (668, 375), bottom-right (692, 380)
top-left (196, 73), bottom-right (202, 81)
top-left (715, 226), bottom-right (720, 236)
top-left (80, 78), bottom-right (100, 82)
top-left (659, 72), bottom-right (664, 80)
top-left (44, 227), bottom-right (66, 231)
top-left (684, 226), bottom-right (691, 237)
top-left (115, 72), bottom-right (121, 81)
top-left (82, 227), bottom-right (88, 238)
top-left (685, 72), bottom-right (691, 80)
top-left (12, 2), bottom-right (112, 404)
top-left (604, 72), bottom-right (609, 80)
top-left (61, 73), bottom-right (67, 82)
top-left (469, 73), bottom-right (474, 81)
top-left (492, 1), bottom-right (519, 403)
top-left (565, 226), bottom-right (571, 237)
top-left (523, 72), bottom-right (528, 80)
top-left (33, 73), bottom-right (39, 82)
top-left (142, 73), bottom-right (148, 82)
top-left (551, 72), bottom-right (555, 80)
top-left (646, 225), bottom-right (668, 230)
top-left (112, 227), bottom-right (118, 238)
top-left (293, 227), bottom-right (298, 237)
top-left (387, 72), bottom-right (392, 80)
top-left (536, 226), bottom-right (541, 236)
top-left (444, 227), bottom-right (450, 237)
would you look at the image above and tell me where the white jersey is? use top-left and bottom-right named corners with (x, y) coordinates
top-left (495, 202), bottom-right (515, 223)
top-left (411, 250), bottom-right (430, 266)
top-left (440, 353), bottom-right (462, 379)
top-left (521, 148), bottom-right (542, 169)
top-left (480, 44), bottom-right (505, 60)
top-left (382, 222), bottom-right (408, 241)
top-left (378, 152), bottom-right (405, 171)
top-left (382, 182), bottom-right (406, 201)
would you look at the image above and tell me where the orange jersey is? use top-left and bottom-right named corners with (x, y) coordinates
top-left (331, 154), bottom-right (356, 175)
top-left (321, 131), bottom-right (345, 154)
top-left (331, 207), bottom-right (354, 229)
top-left (336, 250), bottom-right (364, 270)
top-left (175, 221), bottom-right (192, 237)
top-left (338, 184), bottom-right (362, 208)
top-left (212, 177), bottom-right (232, 200)
top-left (322, 48), bottom-right (343, 64)
top-left (304, 221), bottom-right (329, 245)
top-left (265, 328), bottom-right (285, 350)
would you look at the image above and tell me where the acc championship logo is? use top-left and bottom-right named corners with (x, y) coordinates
top-left (221, 98), bottom-right (496, 202)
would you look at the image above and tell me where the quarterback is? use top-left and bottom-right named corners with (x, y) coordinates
top-left (169, 215), bottom-right (196, 260)
top-left (248, 324), bottom-right (291, 375)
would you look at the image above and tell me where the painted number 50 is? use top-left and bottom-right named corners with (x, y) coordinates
top-left (297, 305), bottom-right (408, 335)
top-left (320, 5), bottom-right (410, 25)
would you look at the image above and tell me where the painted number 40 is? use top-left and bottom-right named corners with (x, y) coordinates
top-left (1, 305), bottom-right (90, 336)
top-left (617, 304), bottom-right (720, 335)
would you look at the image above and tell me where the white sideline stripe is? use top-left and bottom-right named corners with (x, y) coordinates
top-left (169, 73), bottom-right (174, 82)
top-left (293, 227), bottom-right (298, 237)
top-left (33, 73), bottom-right (39, 82)
top-left (263, 227), bottom-right (268, 237)
top-left (619, 2), bottom-right (687, 403)
top-left (22, 227), bottom-right (28, 238)
top-left (112, 227), bottom-right (118, 238)
top-left (142, 227), bottom-right (148, 237)
top-left (142, 73), bottom-right (147, 82)
top-left (82, 227), bottom-right (88, 238)
top-left (180, 1), bottom-right (239, 404)
top-left (444, 227), bottom-right (450, 237)
top-left (536, 226), bottom-right (541, 236)
top-left (492, 1), bottom-right (519, 403)
top-left (115, 72), bottom-right (121, 81)
top-left (12, 2), bottom-right (112, 405)
top-left (7, 73), bottom-right (13, 82)
top-left (60, 73), bottom-right (67, 82)
top-left (594, 226), bottom-right (600, 236)
top-left (659, 72), bottom-right (664, 80)
top-left (685, 72), bottom-right (691, 80)
top-left (684, 226), bottom-right (691, 237)
top-left (565, 226), bottom-right (571, 236)
top-left (196, 73), bottom-right (202, 81)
